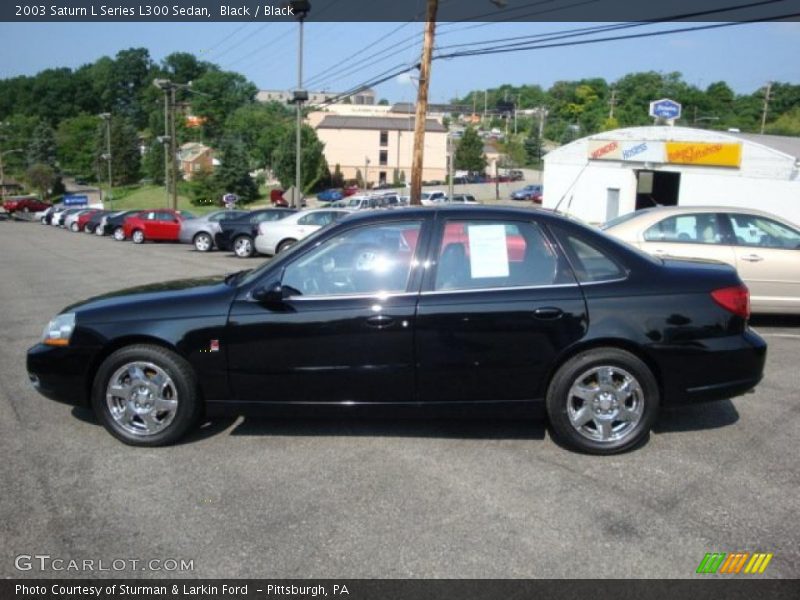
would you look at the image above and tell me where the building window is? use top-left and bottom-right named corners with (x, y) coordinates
top-left (380, 131), bottom-right (388, 147)
top-left (379, 150), bottom-right (388, 166)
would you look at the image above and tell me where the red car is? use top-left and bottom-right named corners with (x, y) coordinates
top-left (121, 209), bottom-right (187, 244)
top-left (3, 196), bottom-right (51, 214)
top-left (72, 209), bottom-right (101, 232)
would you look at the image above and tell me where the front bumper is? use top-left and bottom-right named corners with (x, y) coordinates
top-left (214, 233), bottom-right (233, 251)
top-left (26, 343), bottom-right (96, 407)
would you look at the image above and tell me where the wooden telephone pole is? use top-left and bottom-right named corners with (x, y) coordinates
top-left (410, 0), bottom-right (439, 206)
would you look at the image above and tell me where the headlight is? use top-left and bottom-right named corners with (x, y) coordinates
top-left (42, 313), bottom-right (76, 347)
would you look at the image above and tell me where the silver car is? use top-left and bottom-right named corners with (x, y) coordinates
top-left (178, 209), bottom-right (248, 251)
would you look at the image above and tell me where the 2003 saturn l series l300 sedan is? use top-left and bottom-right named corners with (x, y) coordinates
top-left (27, 206), bottom-right (767, 454)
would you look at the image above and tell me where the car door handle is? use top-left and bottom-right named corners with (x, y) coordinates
top-left (653, 249), bottom-right (666, 255)
top-left (366, 315), bottom-right (395, 329)
top-left (533, 307), bottom-right (563, 320)
top-left (741, 254), bottom-right (763, 262)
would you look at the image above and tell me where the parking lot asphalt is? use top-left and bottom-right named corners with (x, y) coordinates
top-left (1, 219), bottom-right (798, 579)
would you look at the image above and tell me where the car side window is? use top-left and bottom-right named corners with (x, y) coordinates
top-left (433, 220), bottom-right (562, 291)
top-left (643, 214), bottom-right (724, 244)
top-left (281, 221), bottom-right (423, 297)
top-left (728, 213), bottom-right (800, 249)
top-left (560, 234), bottom-right (626, 283)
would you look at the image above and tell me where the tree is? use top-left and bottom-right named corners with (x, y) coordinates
top-left (765, 106), bottom-right (800, 136)
top-left (188, 166), bottom-right (223, 206)
top-left (26, 163), bottom-right (56, 199)
top-left (331, 164), bottom-right (344, 188)
top-left (272, 124), bottom-right (327, 193)
top-left (190, 70), bottom-right (258, 142)
top-left (56, 114), bottom-right (99, 176)
top-left (454, 127), bottom-right (486, 173)
top-left (27, 121), bottom-right (57, 167)
top-left (225, 102), bottom-right (292, 169)
top-left (214, 138), bottom-right (259, 203)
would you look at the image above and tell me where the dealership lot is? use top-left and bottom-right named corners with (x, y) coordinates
top-left (1, 219), bottom-right (798, 578)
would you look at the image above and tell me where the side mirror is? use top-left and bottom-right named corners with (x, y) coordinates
top-left (251, 281), bottom-right (299, 304)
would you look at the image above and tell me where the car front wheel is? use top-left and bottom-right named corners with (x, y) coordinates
top-left (70, 222), bottom-right (79, 232)
top-left (546, 348), bottom-right (659, 454)
top-left (113, 226), bottom-right (125, 241)
top-left (194, 232), bottom-right (212, 252)
top-left (233, 235), bottom-right (254, 258)
top-left (132, 230), bottom-right (145, 244)
top-left (92, 344), bottom-right (201, 446)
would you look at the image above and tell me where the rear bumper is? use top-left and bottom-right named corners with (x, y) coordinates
top-left (655, 329), bottom-right (767, 404)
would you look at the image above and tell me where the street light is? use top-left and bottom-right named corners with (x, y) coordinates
top-left (0, 148), bottom-right (23, 204)
top-left (99, 113), bottom-right (113, 210)
top-left (290, 0), bottom-right (311, 209)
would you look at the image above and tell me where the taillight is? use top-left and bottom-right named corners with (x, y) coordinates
top-left (711, 285), bottom-right (750, 319)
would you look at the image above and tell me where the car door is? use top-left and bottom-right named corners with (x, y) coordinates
top-left (415, 216), bottom-right (587, 403)
top-left (725, 212), bottom-right (800, 312)
top-left (226, 217), bottom-right (430, 404)
top-left (637, 212), bottom-right (736, 267)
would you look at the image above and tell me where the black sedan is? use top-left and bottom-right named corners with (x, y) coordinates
top-left (95, 210), bottom-right (141, 238)
top-left (27, 206), bottom-right (766, 454)
top-left (214, 208), bottom-right (296, 258)
top-left (83, 210), bottom-right (111, 234)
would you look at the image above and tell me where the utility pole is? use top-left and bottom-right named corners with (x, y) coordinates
top-left (483, 89), bottom-right (488, 124)
top-left (163, 91), bottom-right (170, 207)
top-left (609, 89), bottom-right (617, 119)
top-left (447, 134), bottom-right (454, 201)
top-left (170, 86), bottom-right (178, 210)
top-left (364, 156), bottom-right (370, 189)
top-left (99, 113), bottom-right (113, 210)
top-left (291, 1), bottom-right (311, 209)
top-left (409, 0), bottom-right (439, 206)
top-left (760, 81), bottom-right (772, 135)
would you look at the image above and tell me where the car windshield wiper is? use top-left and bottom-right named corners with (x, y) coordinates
top-left (224, 269), bottom-right (251, 286)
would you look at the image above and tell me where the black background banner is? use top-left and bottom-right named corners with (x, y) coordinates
top-left (5, 580), bottom-right (800, 600)
top-left (2, 0), bottom-right (800, 22)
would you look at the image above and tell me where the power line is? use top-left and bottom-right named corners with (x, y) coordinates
top-left (198, 23), bottom-right (250, 59)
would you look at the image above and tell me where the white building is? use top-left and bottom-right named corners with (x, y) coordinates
top-left (257, 88), bottom-right (376, 107)
top-left (543, 126), bottom-right (800, 225)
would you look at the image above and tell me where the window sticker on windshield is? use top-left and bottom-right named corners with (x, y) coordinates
top-left (467, 224), bottom-right (510, 278)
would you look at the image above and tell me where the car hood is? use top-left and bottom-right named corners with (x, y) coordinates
top-left (62, 276), bottom-right (235, 322)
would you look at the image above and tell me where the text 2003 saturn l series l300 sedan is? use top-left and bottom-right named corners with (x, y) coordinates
top-left (27, 206), bottom-right (766, 454)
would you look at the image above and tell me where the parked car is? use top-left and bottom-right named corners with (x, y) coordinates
top-left (508, 170), bottom-right (525, 181)
top-left (179, 209), bottom-right (248, 252)
top-left (3, 196), bottom-right (51, 214)
top-left (332, 195), bottom-right (389, 211)
top-left (121, 209), bottom-right (189, 244)
top-left (254, 208), bottom-right (352, 256)
top-left (214, 209), bottom-right (297, 258)
top-left (83, 210), bottom-right (110, 234)
top-left (65, 209), bottom-right (100, 232)
top-left (27, 206), bottom-right (766, 452)
top-left (511, 184), bottom-right (543, 203)
top-left (603, 206), bottom-right (800, 314)
top-left (97, 210), bottom-right (141, 238)
top-left (316, 188), bottom-right (344, 203)
top-left (447, 194), bottom-right (478, 204)
top-left (421, 190), bottom-right (447, 206)
top-left (343, 184), bottom-right (360, 197)
top-left (53, 208), bottom-right (84, 227)
top-left (39, 205), bottom-right (62, 224)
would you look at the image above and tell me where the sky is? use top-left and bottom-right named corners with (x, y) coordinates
top-left (0, 21), bottom-right (798, 103)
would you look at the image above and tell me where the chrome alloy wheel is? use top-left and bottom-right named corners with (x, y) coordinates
top-left (105, 362), bottom-right (178, 436)
top-left (234, 236), bottom-right (252, 257)
top-left (194, 233), bottom-right (212, 252)
top-left (566, 366), bottom-right (644, 443)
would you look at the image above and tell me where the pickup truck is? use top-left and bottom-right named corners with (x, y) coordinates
top-left (3, 196), bottom-right (51, 214)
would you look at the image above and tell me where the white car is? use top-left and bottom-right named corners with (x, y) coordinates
top-left (254, 208), bottom-right (352, 256)
top-left (63, 209), bottom-right (94, 232)
top-left (421, 190), bottom-right (447, 206)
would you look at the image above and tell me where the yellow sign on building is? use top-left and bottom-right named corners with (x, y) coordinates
top-left (666, 142), bottom-right (742, 168)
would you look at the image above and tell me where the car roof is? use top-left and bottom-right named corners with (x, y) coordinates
top-left (340, 204), bottom-right (564, 226)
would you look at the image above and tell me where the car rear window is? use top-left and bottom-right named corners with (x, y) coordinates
top-left (560, 234), bottom-right (626, 283)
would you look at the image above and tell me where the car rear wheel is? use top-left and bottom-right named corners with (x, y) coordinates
top-left (92, 344), bottom-right (201, 446)
top-left (277, 238), bottom-right (297, 254)
top-left (546, 348), bottom-right (659, 454)
top-left (70, 222), bottom-right (79, 232)
top-left (193, 232), bottom-right (212, 252)
top-left (85, 224), bottom-right (95, 233)
top-left (132, 229), bottom-right (145, 244)
top-left (113, 226), bottom-right (125, 241)
top-left (233, 235), bottom-right (254, 258)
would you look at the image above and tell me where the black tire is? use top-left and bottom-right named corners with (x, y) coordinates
top-left (113, 226), bottom-right (125, 241)
top-left (277, 238), bottom-right (297, 254)
top-left (546, 348), bottom-right (659, 455)
top-left (70, 222), bottom-right (79, 232)
top-left (91, 344), bottom-right (201, 446)
top-left (132, 229), bottom-right (145, 244)
top-left (85, 224), bottom-right (95, 233)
